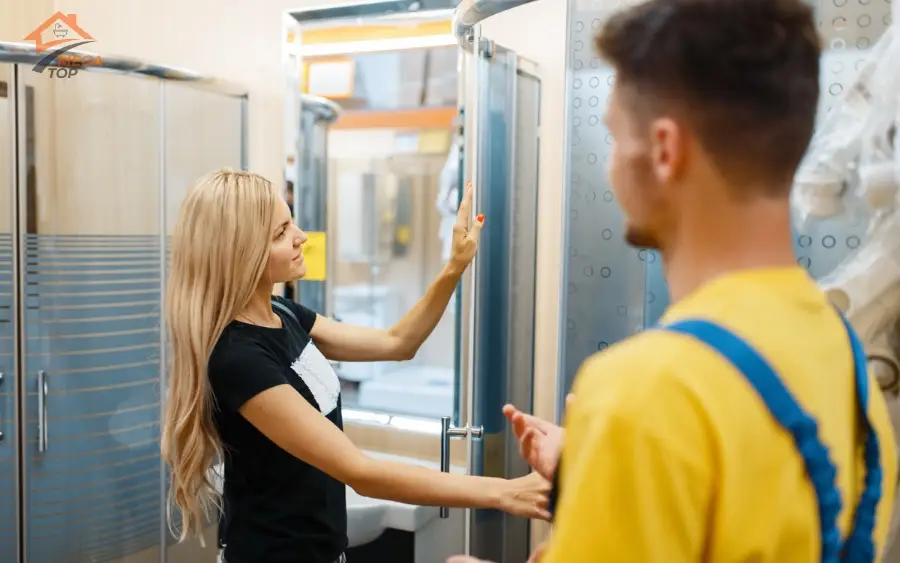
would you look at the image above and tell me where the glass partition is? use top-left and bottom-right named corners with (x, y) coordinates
top-left (327, 127), bottom-right (458, 418)
top-left (162, 82), bottom-right (245, 560)
top-left (294, 104), bottom-right (333, 315)
top-left (326, 47), bottom-right (459, 111)
top-left (19, 68), bottom-right (163, 563)
top-left (163, 84), bottom-right (246, 235)
top-left (0, 43), bottom-right (247, 563)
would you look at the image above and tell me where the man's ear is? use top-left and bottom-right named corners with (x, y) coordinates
top-left (649, 117), bottom-right (687, 185)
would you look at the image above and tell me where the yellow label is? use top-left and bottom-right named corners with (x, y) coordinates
top-left (303, 231), bottom-right (327, 281)
top-left (417, 129), bottom-right (451, 153)
top-left (396, 226), bottom-right (411, 245)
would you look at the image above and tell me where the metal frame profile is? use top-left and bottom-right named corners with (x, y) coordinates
top-left (300, 93), bottom-right (342, 124)
top-left (452, 0), bottom-right (538, 51)
top-left (0, 41), bottom-right (248, 98)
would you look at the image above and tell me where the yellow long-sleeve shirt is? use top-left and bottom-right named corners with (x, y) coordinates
top-left (543, 266), bottom-right (897, 563)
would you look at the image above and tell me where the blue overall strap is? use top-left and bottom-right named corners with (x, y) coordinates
top-left (661, 317), bottom-right (881, 563)
top-left (836, 314), bottom-right (882, 563)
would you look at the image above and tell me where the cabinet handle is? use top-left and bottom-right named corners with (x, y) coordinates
top-left (0, 373), bottom-right (5, 443)
top-left (37, 370), bottom-right (48, 453)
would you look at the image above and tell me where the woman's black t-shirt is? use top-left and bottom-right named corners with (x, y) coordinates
top-left (209, 296), bottom-right (347, 563)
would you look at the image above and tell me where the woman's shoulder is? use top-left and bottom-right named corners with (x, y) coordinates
top-left (270, 296), bottom-right (319, 334)
top-left (209, 323), bottom-right (272, 371)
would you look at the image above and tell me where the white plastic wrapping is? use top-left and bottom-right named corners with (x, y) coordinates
top-left (856, 34), bottom-right (900, 214)
top-left (820, 211), bottom-right (900, 340)
top-left (436, 139), bottom-right (460, 261)
top-left (791, 27), bottom-right (896, 230)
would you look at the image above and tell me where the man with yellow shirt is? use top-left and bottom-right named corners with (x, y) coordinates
top-left (543, 0), bottom-right (898, 560)
top-left (449, 0), bottom-right (897, 561)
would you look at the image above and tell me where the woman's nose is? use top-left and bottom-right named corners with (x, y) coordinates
top-left (295, 230), bottom-right (308, 245)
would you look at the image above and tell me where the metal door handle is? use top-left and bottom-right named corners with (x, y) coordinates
top-left (37, 370), bottom-right (48, 453)
top-left (440, 416), bottom-right (484, 518)
top-left (0, 373), bottom-right (5, 443)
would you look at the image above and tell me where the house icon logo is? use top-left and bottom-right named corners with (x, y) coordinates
top-left (23, 13), bottom-right (102, 77)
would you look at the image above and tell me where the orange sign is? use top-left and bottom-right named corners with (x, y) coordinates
top-left (24, 12), bottom-right (102, 77)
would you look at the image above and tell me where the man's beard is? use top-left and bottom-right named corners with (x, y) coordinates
top-left (624, 223), bottom-right (661, 250)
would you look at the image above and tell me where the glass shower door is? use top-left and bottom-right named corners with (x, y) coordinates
top-left (162, 82), bottom-right (246, 563)
top-left (19, 68), bottom-right (165, 563)
top-left (457, 30), bottom-right (541, 563)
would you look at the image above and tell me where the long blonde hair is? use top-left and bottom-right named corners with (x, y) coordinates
top-left (161, 170), bottom-right (278, 541)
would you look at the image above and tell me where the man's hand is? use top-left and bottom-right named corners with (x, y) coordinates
top-left (447, 539), bottom-right (548, 563)
top-left (527, 540), bottom-right (548, 563)
top-left (502, 394), bottom-right (573, 481)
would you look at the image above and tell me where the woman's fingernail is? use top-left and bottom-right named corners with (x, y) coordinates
top-left (477, 214), bottom-right (485, 223)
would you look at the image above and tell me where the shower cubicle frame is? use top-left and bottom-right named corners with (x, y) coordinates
top-left (450, 1), bottom-right (542, 561)
top-left (0, 41), bottom-right (248, 563)
top-left (293, 93), bottom-right (340, 318)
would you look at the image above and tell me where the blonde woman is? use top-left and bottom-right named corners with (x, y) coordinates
top-left (161, 170), bottom-right (549, 563)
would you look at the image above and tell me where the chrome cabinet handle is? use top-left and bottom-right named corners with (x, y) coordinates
top-left (0, 373), bottom-right (4, 443)
top-left (440, 416), bottom-right (484, 518)
top-left (37, 370), bottom-right (48, 453)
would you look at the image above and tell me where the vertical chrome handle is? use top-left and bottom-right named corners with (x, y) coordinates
top-left (440, 416), bottom-right (484, 518)
top-left (37, 370), bottom-right (48, 453)
top-left (0, 373), bottom-right (5, 443)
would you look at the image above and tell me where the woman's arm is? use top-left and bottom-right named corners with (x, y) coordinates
top-left (239, 383), bottom-right (549, 519)
top-left (310, 182), bottom-right (483, 362)
top-left (310, 262), bottom-right (463, 362)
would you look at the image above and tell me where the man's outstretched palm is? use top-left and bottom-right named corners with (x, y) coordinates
top-left (501, 394), bottom-right (572, 481)
top-left (447, 398), bottom-right (572, 563)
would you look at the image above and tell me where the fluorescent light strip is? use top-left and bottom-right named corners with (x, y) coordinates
top-left (389, 416), bottom-right (442, 435)
top-left (301, 34), bottom-right (456, 57)
top-left (342, 408), bottom-right (443, 435)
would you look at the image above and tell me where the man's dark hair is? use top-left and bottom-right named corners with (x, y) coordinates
top-left (595, 0), bottom-right (822, 194)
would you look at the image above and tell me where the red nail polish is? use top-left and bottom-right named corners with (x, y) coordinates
top-left (477, 214), bottom-right (485, 223)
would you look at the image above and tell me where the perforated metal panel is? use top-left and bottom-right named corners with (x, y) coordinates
top-left (560, 0), bottom-right (649, 396)
top-left (559, 0), bottom-right (894, 399)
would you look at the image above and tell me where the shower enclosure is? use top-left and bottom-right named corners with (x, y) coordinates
top-left (293, 94), bottom-right (340, 317)
top-left (0, 43), bottom-right (247, 563)
top-left (449, 2), bottom-right (542, 561)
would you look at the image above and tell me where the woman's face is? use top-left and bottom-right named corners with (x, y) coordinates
top-left (267, 197), bottom-right (308, 283)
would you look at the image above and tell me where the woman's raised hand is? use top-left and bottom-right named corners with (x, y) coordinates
top-left (449, 181), bottom-right (484, 273)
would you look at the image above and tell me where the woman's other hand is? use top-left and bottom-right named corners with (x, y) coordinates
top-left (498, 471), bottom-right (551, 521)
top-left (449, 181), bottom-right (484, 273)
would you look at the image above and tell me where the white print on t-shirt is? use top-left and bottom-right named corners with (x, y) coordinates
top-left (290, 343), bottom-right (340, 415)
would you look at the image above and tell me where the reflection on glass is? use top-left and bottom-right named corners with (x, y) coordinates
top-left (319, 47), bottom-right (458, 111)
top-left (163, 83), bottom-right (244, 560)
top-left (327, 127), bottom-right (458, 418)
top-left (21, 68), bottom-right (164, 563)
